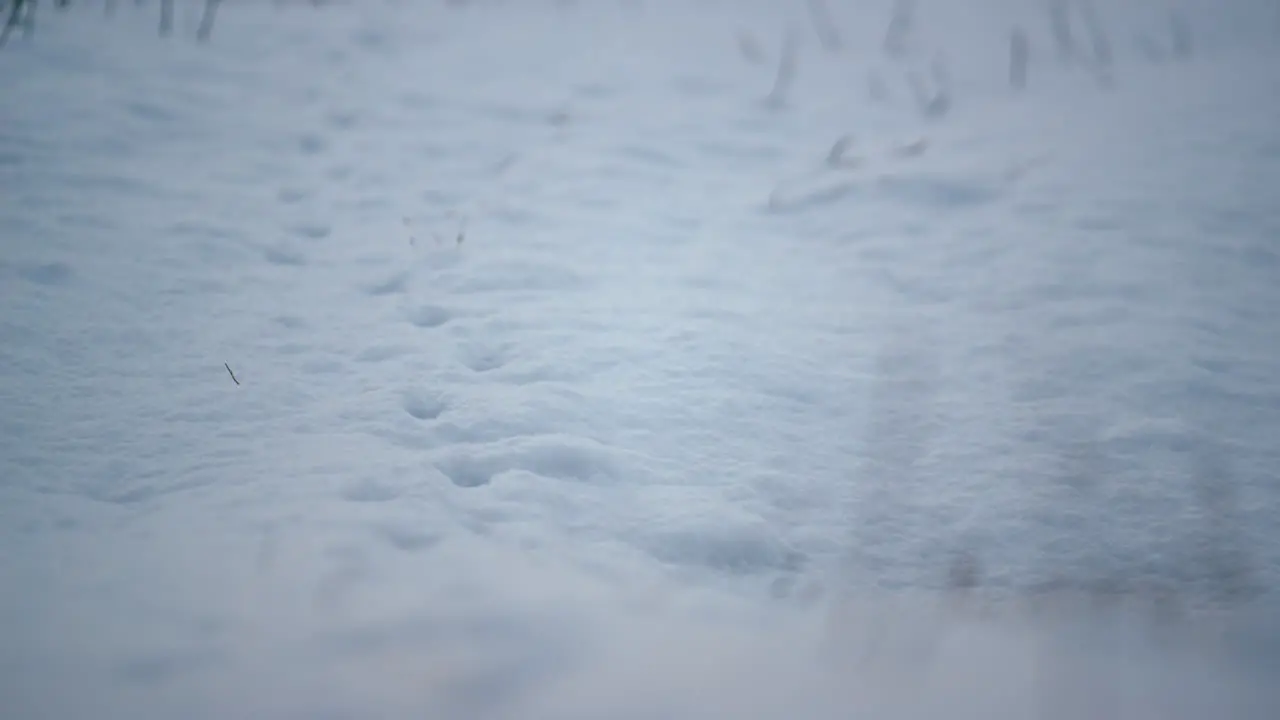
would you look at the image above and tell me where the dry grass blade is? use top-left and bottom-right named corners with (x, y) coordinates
top-left (735, 29), bottom-right (766, 64)
top-left (805, 0), bottom-right (841, 53)
top-left (763, 28), bottom-right (798, 109)
top-left (1048, 0), bottom-right (1075, 63)
top-left (1010, 26), bottom-right (1030, 91)
top-left (825, 134), bottom-right (859, 168)
top-left (159, 0), bottom-right (173, 37)
top-left (1169, 10), bottom-right (1192, 60)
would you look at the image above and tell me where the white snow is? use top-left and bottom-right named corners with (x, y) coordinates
top-left (2, 0), bottom-right (1279, 718)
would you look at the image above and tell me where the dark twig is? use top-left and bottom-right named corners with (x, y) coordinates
top-left (197, 0), bottom-right (221, 42)
top-left (907, 64), bottom-right (950, 119)
top-left (225, 362), bottom-right (241, 386)
top-left (1048, 0), bottom-right (1075, 63)
top-left (0, 0), bottom-right (25, 48)
top-left (1077, 0), bottom-right (1113, 84)
top-left (159, 0), bottom-right (173, 37)
top-left (883, 0), bottom-right (913, 59)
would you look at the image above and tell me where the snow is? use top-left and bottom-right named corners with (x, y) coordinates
top-left (1, 0), bottom-right (1279, 717)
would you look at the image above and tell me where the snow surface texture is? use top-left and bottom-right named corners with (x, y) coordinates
top-left (2, 0), bottom-right (1279, 717)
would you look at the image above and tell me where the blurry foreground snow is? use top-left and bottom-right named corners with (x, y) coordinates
top-left (1, 1), bottom-right (1279, 718)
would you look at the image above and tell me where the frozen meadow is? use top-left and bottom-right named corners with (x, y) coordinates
top-left (2, 0), bottom-right (1279, 717)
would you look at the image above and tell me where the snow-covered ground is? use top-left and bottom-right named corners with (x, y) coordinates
top-left (2, 0), bottom-right (1279, 717)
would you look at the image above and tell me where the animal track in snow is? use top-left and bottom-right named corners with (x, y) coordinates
top-left (363, 272), bottom-right (409, 297)
top-left (434, 435), bottom-right (620, 489)
top-left (436, 455), bottom-right (494, 489)
top-left (326, 110), bottom-right (360, 131)
top-left (458, 341), bottom-right (511, 373)
top-left (373, 523), bottom-right (440, 553)
top-left (642, 522), bottom-right (809, 577)
top-left (263, 245), bottom-right (307, 266)
top-left (291, 222), bottom-right (332, 241)
top-left (298, 134), bottom-right (328, 156)
top-left (355, 345), bottom-right (410, 363)
top-left (276, 187), bottom-right (310, 205)
top-left (403, 390), bottom-right (447, 421)
top-left (407, 304), bottom-right (453, 329)
top-left (16, 261), bottom-right (73, 286)
top-left (340, 479), bottom-right (402, 503)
